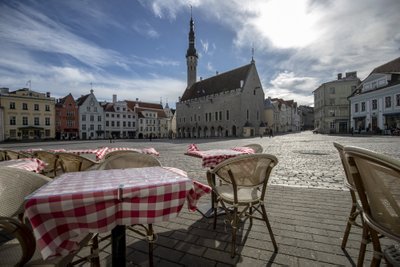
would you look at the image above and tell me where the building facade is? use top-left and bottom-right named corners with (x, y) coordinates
top-left (263, 97), bottom-right (300, 134)
top-left (349, 57), bottom-right (400, 134)
top-left (76, 90), bottom-right (104, 140)
top-left (313, 72), bottom-right (360, 134)
top-left (0, 88), bottom-right (55, 140)
top-left (103, 95), bottom-right (136, 139)
top-left (176, 16), bottom-right (265, 138)
top-left (55, 93), bottom-right (79, 140)
top-left (126, 100), bottom-right (167, 139)
top-left (298, 105), bottom-right (314, 131)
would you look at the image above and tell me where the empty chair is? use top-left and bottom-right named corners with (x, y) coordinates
top-left (344, 146), bottom-right (400, 267)
top-left (333, 142), bottom-right (363, 249)
top-left (3, 150), bottom-right (33, 160)
top-left (207, 153), bottom-right (279, 257)
top-left (244, 143), bottom-right (263, 153)
top-left (0, 167), bottom-right (98, 266)
top-left (97, 152), bottom-right (161, 170)
top-left (56, 152), bottom-right (98, 173)
top-left (104, 149), bottom-right (139, 160)
top-left (33, 151), bottom-right (60, 178)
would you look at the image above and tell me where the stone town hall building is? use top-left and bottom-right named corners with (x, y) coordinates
top-left (176, 16), bottom-right (265, 138)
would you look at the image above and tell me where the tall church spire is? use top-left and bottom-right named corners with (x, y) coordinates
top-left (186, 7), bottom-right (198, 88)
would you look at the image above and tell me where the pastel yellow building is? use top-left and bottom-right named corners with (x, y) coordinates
top-left (0, 88), bottom-right (55, 140)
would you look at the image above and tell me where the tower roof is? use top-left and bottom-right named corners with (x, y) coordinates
top-left (186, 15), bottom-right (197, 58)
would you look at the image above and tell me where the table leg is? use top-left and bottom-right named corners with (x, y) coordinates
top-left (112, 225), bottom-right (126, 267)
top-left (197, 172), bottom-right (225, 218)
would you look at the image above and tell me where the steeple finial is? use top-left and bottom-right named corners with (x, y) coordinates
top-left (251, 45), bottom-right (255, 64)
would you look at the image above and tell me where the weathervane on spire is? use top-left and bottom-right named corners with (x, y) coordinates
top-left (90, 82), bottom-right (94, 94)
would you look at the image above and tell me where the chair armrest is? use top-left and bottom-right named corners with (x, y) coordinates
top-left (0, 216), bottom-right (36, 266)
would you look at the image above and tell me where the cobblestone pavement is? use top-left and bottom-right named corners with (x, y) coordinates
top-left (2, 131), bottom-right (400, 266)
top-left (4, 130), bottom-right (399, 190)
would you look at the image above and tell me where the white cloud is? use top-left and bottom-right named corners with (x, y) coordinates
top-left (132, 21), bottom-right (160, 38)
top-left (201, 39), bottom-right (209, 54)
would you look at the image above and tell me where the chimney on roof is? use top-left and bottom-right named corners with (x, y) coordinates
top-left (216, 71), bottom-right (218, 75)
top-left (46, 92), bottom-right (50, 97)
top-left (112, 94), bottom-right (117, 103)
top-left (200, 77), bottom-right (203, 81)
top-left (337, 73), bottom-right (342, 80)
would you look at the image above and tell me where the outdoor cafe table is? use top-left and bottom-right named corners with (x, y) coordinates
top-left (0, 158), bottom-right (47, 173)
top-left (51, 147), bottom-right (159, 161)
top-left (24, 166), bottom-right (210, 267)
top-left (185, 144), bottom-right (255, 217)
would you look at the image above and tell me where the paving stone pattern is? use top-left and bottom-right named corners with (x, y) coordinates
top-left (3, 131), bottom-right (399, 266)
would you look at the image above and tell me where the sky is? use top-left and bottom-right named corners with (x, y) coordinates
top-left (0, 0), bottom-right (399, 108)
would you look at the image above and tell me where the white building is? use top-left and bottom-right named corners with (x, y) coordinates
top-left (349, 57), bottom-right (400, 134)
top-left (76, 90), bottom-right (104, 140)
top-left (264, 98), bottom-right (299, 133)
top-left (126, 100), bottom-right (168, 139)
top-left (103, 95), bottom-right (136, 139)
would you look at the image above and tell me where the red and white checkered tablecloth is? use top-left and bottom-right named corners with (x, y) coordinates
top-left (186, 144), bottom-right (255, 168)
top-left (24, 166), bottom-right (210, 260)
top-left (0, 158), bottom-right (47, 173)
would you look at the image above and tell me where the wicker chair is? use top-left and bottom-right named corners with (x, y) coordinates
top-left (3, 150), bottom-right (33, 160)
top-left (33, 151), bottom-right (60, 178)
top-left (333, 142), bottom-right (363, 249)
top-left (243, 143), bottom-right (263, 153)
top-left (104, 149), bottom-right (139, 160)
top-left (0, 167), bottom-right (98, 266)
top-left (97, 152), bottom-right (161, 170)
top-left (56, 152), bottom-right (98, 173)
top-left (207, 153), bottom-right (279, 257)
top-left (344, 146), bottom-right (400, 267)
top-left (0, 150), bottom-right (7, 161)
top-left (96, 152), bottom-right (161, 266)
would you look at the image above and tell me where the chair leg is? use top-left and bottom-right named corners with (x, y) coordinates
top-left (90, 234), bottom-right (100, 267)
top-left (148, 224), bottom-right (154, 267)
top-left (261, 204), bottom-right (278, 252)
top-left (357, 225), bottom-right (368, 267)
top-left (369, 228), bottom-right (382, 267)
top-left (213, 198), bottom-right (218, 230)
top-left (231, 206), bottom-right (238, 258)
top-left (341, 204), bottom-right (357, 249)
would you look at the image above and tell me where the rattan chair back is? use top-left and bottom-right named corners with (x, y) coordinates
top-left (0, 167), bottom-right (51, 217)
top-left (104, 149), bottom-right (139, 160)
top-left (3, 150), bottom-right (32, 160)
top-left (97, 152), bottom-right (161, 170)
top-left (33, 151), bottom-right (60, 177)
top-left (344, 146), bottom-right (400, 266)
top-left (212, 153), bottom-right (277, 188)
top-left (56, 152), bottom-right (97, 173)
